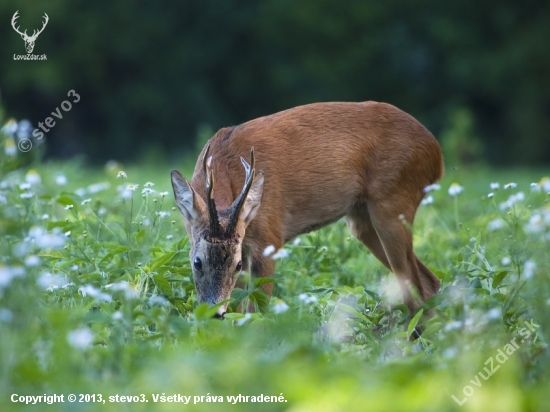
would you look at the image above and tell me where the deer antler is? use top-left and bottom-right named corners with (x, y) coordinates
top-left (29, 13), bottom-right (49, 40)
top-left (225, 148), bottom-right (256, 236)
top-left (11, 11), bottom-right (27, 37)
top-left (202, 144), bottom-right (222, 237)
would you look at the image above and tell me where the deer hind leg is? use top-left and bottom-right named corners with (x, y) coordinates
top-left (346, 205), bottom-right (392, 272)
top-left (361, 197), bottom-right (439, 314)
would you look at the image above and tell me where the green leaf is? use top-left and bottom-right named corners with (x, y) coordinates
top-left (421, 294), bottom-right (446, 311)
top-left (408, 308), bottom-right (424, 339)
top-left (338, 303), bottom-right (369, 322)
top-left (57, 195), bottom-right (78, 208)
top-left (174, 237), bottom-right (189, 251)
top-left (153, 275), bottom-right (172, 296)
top-left (37, 250), bottom-right (64, 259)
top-left (150, 251), bottom-right (178, 271)
top-left (249, 289), bottom-right (269, 313)
top-left (193, 300), bottom-right (229, 320)
top-left (98, 245), bottom-right (130, 265)
top-left (421, 322), bottom-right (443, 337)
top-left (254, 277), bottom-right (276, 287)
top-left (492, 270), bottom-right (510, 289)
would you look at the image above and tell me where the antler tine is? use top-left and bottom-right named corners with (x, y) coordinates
top-left (31, 13), bottom-right (50, 38)
top-left (202, 144), bottom-right (221, 237)
top-left (225, 148), bottom-right (256, 236)
top-left (11, 11), bottom-right (25, 36)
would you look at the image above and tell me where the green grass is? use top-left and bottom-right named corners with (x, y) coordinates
top-left (1, 130), bottom-right (550, 411)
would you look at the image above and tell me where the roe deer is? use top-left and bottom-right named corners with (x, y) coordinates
top-left (171, 101), bottom-right (443, 325)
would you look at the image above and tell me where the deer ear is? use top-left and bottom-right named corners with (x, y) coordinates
top-left (239, 170), bottom-right (264, 226)
top-left (171, 170), bottom-right (206, 223)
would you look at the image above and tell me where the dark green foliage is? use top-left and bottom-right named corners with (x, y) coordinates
top-left (0, 0), bottom-right (549, 164)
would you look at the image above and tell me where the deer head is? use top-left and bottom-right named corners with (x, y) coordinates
top-left (171, 145), bottom-right (264, 317)
top-left (11, 11), bottom-right (49, 54)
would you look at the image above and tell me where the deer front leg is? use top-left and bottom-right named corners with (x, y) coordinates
top-left (243, 254), bottom-right (276, 313)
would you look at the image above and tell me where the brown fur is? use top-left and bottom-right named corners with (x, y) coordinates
top-left (172, 101), bottom-right (443, 317)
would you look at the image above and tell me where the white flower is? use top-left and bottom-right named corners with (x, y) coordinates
top-left (37, 272), bottom-right (67, 290)
top-left (78, 284), bottom-right (112, 302)
top-left (0, 308), bottom-right (13, 323)
top-left (25, 170), bottom-right (41, 185)
top-left (64, 204), bottom-right (74, 210)
top-left (156, 211), bottom-right (169, 218)
top-left (236, 313), bottom-right (252, 326)
top-left (530, 183), bottom-right (541, 192)
top-left (141, 188), bottom-right (155, 195)
top-left (24, 255), bottom-right (41, 267)
top-left (19, 192), bottom-right (34, 199)
top-left (299, 293), bottom-right (318, 304)
top-left (444, 320), bottom-right (463, 331)
top-left (442, 347), bottom-right (459, 359)
top-left (41, 214), bottom-right (49, 220)
top-left (293, 237), bottom-right (301, 246)
top-left (420, 195), bottom-right (433, 206)
top-left (271, 248), bottom-right (290, 260)
top-left (501, 257), bottom-right (511, 266)
top-left (486, 308), bottom-right (501, 320)
top-left (4, 138), bottom-right (16, 156)
top-left (504, 182), bottom-right (517, 189)
top-left (148, 295), bottom-right (168, 306)
top-left (33, 228), bottom-right (66, 249)
top-left (523, 213), bottom-right (544, 233)
top-left (490, 182), bottom-right (500, 190)
top-left (65, 231), bottom-right (71, 237)
top-left (487, 218), bottom-right (505, 231)
top-left (117, 171), bottom-right (127, 178)
top-left (127, 184), bottom-right (138, 191)
top-left (542, 178), bottom-right (550, 192)
top-left (105, 281), bottom-right (137, 299)
top-left (166, 235), bottom-right (173, 240)
top-left (487, 192), bottom-right (494, 199)
top-left (0, 266), bottom-right (25, 292)
top-left (263, 245), bottom-right (276, 257)
top-left (81, 198), bottom-right (91, 205)
top-left (1, 119), bottom-right (18, 136)
top-left (67, 328), bottom-right (93, 349)
top-left (499, 192), bottom-right (525, 211)
top-left (524, 260), bottom-right (536, 279)
top-left (19, 182), bottom-right (31, 190)
top-left (160, 191), bottom-right (169, 197)
top-left (87, 182), bottom-right (110, 194)
top-left (273, 300), bottom-right (289, 314)
top-left (423, 183), bottom-right (441, 193)
top-left (144, 182), bottom-right (155, 187)
top-left (55, 174), bottom-right (67, 186)
top-left (112, 311), bottom-right (123, 320)
top-left (16, 120), bottom-right (32, 140)
top-left (448, 183), bottom-right (464, 196)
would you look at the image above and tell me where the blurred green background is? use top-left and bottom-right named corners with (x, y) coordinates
top-left (0, 0), bottom-right (549, 165)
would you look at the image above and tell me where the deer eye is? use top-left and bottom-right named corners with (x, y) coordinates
top-left (193, 256), bottom-right (203, 272)
top-left (236, 261), bottom-right (242, 273)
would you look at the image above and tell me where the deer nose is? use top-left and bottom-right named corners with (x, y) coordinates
top-left (213, 311), bottom-right (225, 320)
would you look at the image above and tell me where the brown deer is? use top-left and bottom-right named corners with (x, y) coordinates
top-left (171, 101), bottom-right (443, 326)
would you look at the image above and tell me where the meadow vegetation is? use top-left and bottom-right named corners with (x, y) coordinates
top-left (1, 119), bottom-right (549, 412)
